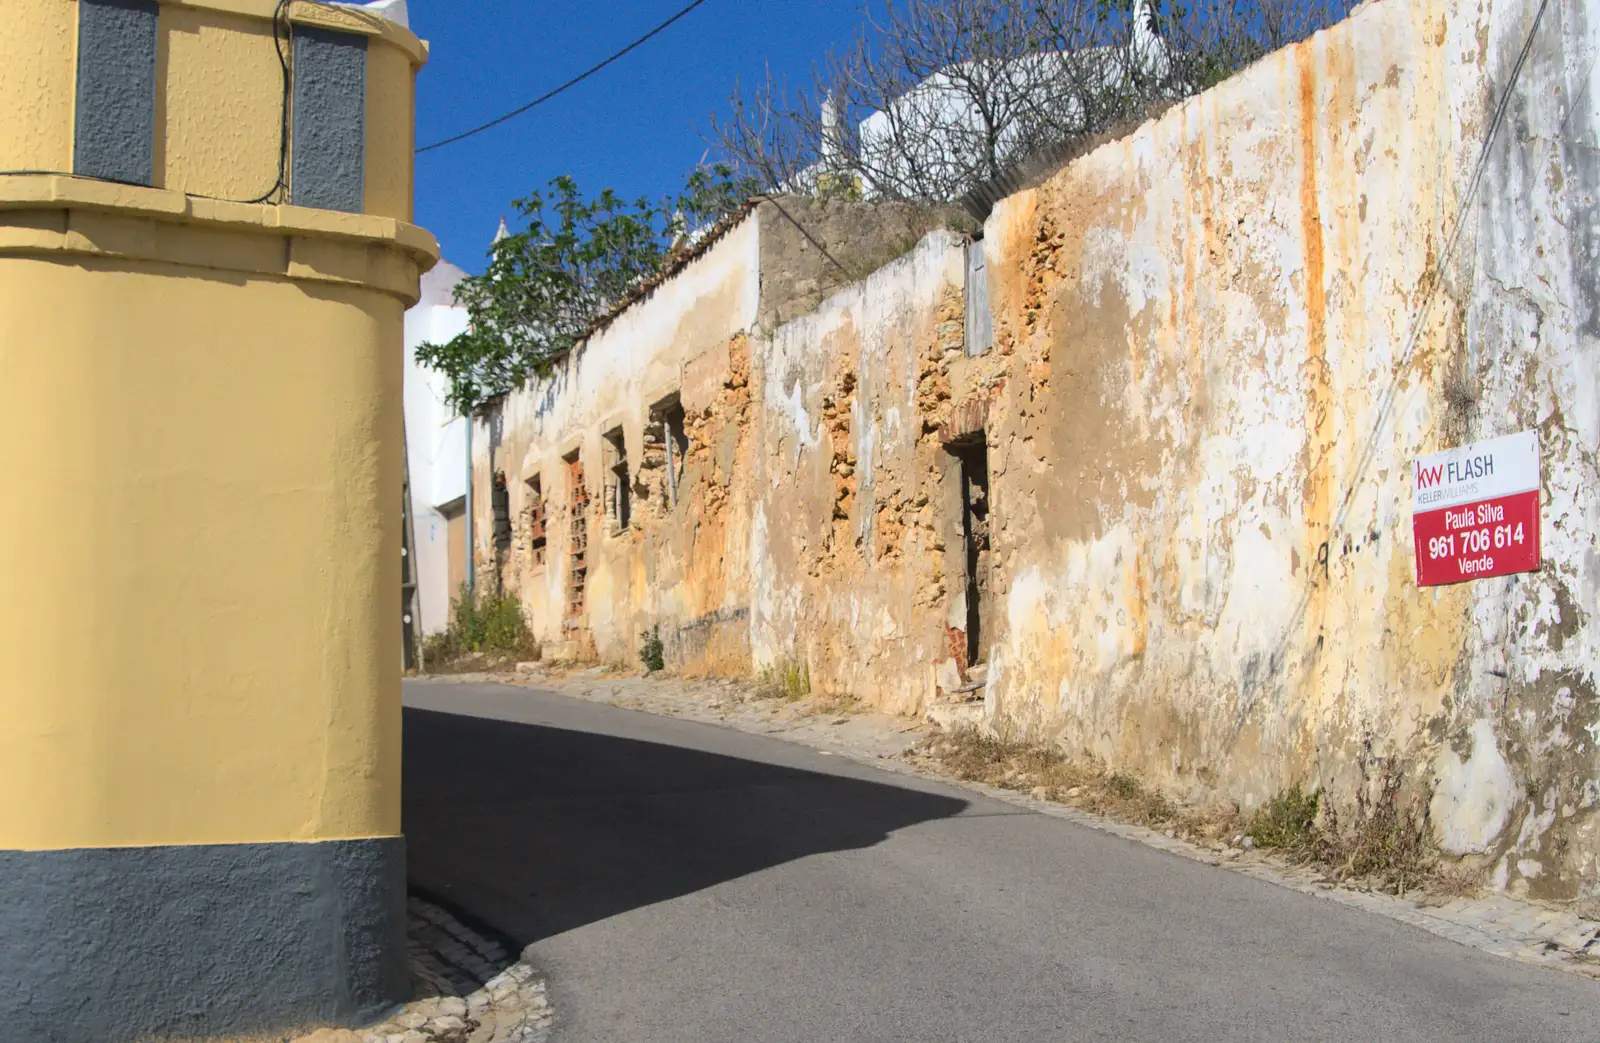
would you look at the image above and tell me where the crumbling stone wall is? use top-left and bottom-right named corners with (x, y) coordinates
top-left (470, 198), bottom-right (968, 677)
top-left (978, 0), bottom-right (1600, 901)
top-left (468, 216), bottom-right (763, 670)
top-left (750, 232), bottom-right (979, 714)
top-left (470, 0), bottom-right (1600, 899)
top-left (756, 196), bottom-right (971, 328)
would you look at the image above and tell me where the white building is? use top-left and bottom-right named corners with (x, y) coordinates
top-left (803, 0), bottom-right (1166, 202)
top-left (404, 259), bottom-right (471, 636)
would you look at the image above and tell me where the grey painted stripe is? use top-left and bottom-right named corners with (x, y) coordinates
top-left (0, 837), bottom-right (406, 1042)
top-left (293, 27), bottom-right (368, 213)
top-left (74, 0), bottom-right (159, 186)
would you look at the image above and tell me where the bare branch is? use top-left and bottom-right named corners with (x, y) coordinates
top-left (701, 0), bottom-right (1357, 204)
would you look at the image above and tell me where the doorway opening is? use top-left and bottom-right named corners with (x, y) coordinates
top-left (947, 433), bottom-right (990, 667)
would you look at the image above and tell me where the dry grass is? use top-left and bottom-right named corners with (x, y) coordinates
top-left (758, 659), bottom-right (812, 701)
top-left (921, 728), bottom-right (1480, 900)
top-left (802, 689), bottom-right (862, 715)
top-left (1315, 761), bottom-right (1461, 896)
top-left (914, 729), bottom-right (1236, 839)
top-left (1245, 762), bottom-right (1479, 898)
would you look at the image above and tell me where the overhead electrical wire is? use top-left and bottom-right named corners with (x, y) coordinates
top-left (762, 194), bottom-right (854, 279)
top-left (415, 0), bottom-right (714, 154)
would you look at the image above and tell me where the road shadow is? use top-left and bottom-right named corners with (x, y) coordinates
top-left (403, 706), bottom-right (970, 946)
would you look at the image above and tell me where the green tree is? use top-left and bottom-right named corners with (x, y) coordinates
top-left (417, 166), bottom-right (756, 414)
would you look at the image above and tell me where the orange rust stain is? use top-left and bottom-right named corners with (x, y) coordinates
top-left (1296, 44), bottom-right (1327, 367)
top-left (1129, 552), bottom-right (1149, 657)
top-left (1295, 41), bottom-right (1335, 674)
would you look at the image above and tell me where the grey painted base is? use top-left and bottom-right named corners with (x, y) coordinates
top-left (0, 836), bottom-right (406, 1043)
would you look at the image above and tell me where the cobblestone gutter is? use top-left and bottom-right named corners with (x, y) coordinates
top-left (296, 896), bottom-right (553, 1043)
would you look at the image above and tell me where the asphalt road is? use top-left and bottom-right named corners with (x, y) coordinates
top-left (403, 681), bottom-right (1600, 1043)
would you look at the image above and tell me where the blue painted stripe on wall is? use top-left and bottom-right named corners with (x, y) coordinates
top-left (292, 27), bottom-right (367, 214)
top-left (74, 0), bottom-right (159, 186)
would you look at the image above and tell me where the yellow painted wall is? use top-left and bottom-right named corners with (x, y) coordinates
top-left (0, 255), bottom-right (403, 850)
top-left (0, 0), bottom-right (435, 850)
top-left (158, 4), bottom-right (284, 200)
top-left (0, 0), bottom-right (75, 173)
top-left (364, 37), bottom-right (415, 221)
top-left (0, 0), bottom-right (425, 220)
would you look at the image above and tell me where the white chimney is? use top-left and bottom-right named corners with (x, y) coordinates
top-left (820, 92), bottom-right (845, 170)
top-left (1130, 0), bottom-right (1168, 79)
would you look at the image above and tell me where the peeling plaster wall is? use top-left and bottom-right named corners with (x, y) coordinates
top-left (471, 216), bottom-right (763, 671)
top-left (751, 231), bottom-right (972, 715)
top-left (471, 0), bottom-right (1600, 897)
top-left (474, 200), bottom-right (969, 678)
top-left (980, 0), bottom-right (1600, 901)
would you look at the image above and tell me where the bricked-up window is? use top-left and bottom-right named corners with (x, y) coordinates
top-left (525, 474), bottom-right (547, 569)
top-left (566, 451), bottom-right (588, 622)
top-left (647, 394), bottom-right (689, 507)
top-left (603, 427), bottom-right (631, 532)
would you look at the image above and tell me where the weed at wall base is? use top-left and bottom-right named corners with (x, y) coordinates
top-left (1246, 784), bottom-right (1321, 857)
top-left (917, 729), bottom-right (1191, 832)
top-left (921, 730), bottom-right (1476, 899)
top-left (1249, 764), bottom-right (1467, 897)
top-left (758, 659), bottom-right (811, 701)
top-left (639, 625), bottom-right (665, 673)
top-left (421, 586), bottom-right (538, 670)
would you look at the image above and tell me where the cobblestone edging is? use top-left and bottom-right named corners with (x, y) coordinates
top-left (419, 672), bottom-right (1600, 983)
top-left (296, 896), bottom-right (553, 1043)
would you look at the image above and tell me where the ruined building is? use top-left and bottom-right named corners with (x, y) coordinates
top-left (471, 0), bottom-right (1600, 903)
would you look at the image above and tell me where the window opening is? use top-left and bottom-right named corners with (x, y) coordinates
top-left (648, 395), bottom-right (689, 506)
top-left (603, 427), bottom-right (631, 532)
top-left (491, 472), bottom-right (511, 555)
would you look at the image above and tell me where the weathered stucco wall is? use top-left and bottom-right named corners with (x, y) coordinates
top-left (474, 0), bottom-right (1600, 900)
top-left (751, 230), bottom-right (974, 714)
top-left (979, 0), bottom-right (1600, 901)
top-left (476, 200), bottom-right (969, 676)
top-left (473, 214), bottom-right (762, 670)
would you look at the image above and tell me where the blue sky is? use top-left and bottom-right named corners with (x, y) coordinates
top-left (411, 0), bottom-right (865, 272)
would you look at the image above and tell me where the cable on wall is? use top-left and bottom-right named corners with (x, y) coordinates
top-left (1262, 0), bottom-right (1554, 672)
top-left (0, 0), bottom-right (294, 205)
top-left (244, 0), bottom-right (295, 205)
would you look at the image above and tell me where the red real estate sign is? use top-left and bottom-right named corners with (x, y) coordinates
top-left (1412, 430), bottom-right (1541, 587)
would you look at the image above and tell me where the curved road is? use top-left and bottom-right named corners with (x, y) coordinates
top-left (403, 681), bottom-right (1600, 1042)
